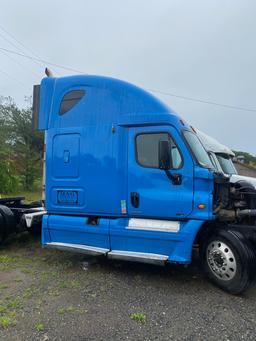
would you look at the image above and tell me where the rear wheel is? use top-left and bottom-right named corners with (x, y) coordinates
top-left (201, 229), bottom-right (256, 294)
top-left (0, 213), bottom-right (6, 244)
top-left (0, 205), bottom-right (15, 245)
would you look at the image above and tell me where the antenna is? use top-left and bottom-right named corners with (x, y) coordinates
top-left (45, 67), bottom-right (53, 77)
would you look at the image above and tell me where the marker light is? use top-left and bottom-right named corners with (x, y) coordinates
top-left (198, 204), bottom-right (206, 209)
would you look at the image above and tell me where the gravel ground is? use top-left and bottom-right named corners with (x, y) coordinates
top-left (0, 233), bottom-right (256, 341)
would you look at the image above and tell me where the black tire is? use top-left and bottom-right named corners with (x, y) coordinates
top-left (0, 205), bottom-right (16, 241)
top-left (200, 229), bottom-right (256, 295)
top-left (0, 213), bottom-right (6, 245)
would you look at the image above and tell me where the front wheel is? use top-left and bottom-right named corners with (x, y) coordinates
top-left (201, 229), bottom-right (256, 295)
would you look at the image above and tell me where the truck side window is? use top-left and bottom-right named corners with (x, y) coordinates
top-left (136, 133), bottom-right (182, 169)
top-left (59, 90), bottom-right (85, 115)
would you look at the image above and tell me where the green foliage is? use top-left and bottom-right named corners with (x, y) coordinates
top-left (0, 316), bottom-right (14, 328)
top-left (233, 150), bottom-right (256, 167)
top-left (0, 161), bottom-right (19, 194)
top-left (130, 312), bottom-right (147, 324)
top-left (0, 96), bottom-right (43, 194)
top-left (35, 323), bottom-right (44, 332)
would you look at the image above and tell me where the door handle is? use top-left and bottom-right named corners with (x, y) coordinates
top-left (131, 192), bottom-right (140, 208)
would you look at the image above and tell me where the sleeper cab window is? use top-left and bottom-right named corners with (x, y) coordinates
top-left (136, 132), bottom-right (182, 169)
top-left (59, 90), bottom-right (85, 115)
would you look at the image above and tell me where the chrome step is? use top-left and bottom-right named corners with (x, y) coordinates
top-left (108, 250), bottom-right (168, 265)
top-left (45, 242), bottom-right (109, 256)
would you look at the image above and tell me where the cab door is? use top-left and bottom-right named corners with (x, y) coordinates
top-left (128, 125), bottom-right (194, 219)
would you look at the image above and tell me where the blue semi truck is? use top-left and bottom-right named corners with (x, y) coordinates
top-left (31, 74), bottom-right (256, 294)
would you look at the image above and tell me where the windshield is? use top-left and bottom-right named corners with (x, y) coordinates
top-left (183, 130), bottom-right (213, 169)
top-left (208, 153), bottom-right (222, 172)
top-left (216, 154), bottom-right (237, 175)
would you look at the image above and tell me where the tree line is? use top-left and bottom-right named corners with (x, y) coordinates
top-left (233, 150), bottom-right (256, 167)
top-left (0, 96), bottom-right (43, 194)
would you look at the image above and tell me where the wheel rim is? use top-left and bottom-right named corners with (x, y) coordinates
top-left (207, 240), bottom-right (237, 281)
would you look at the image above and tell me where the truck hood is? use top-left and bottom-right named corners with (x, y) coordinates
top-left (230, 174), bottom-right (256, 189)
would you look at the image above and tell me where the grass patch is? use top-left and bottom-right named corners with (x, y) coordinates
top-left (0, 297), bottom-right (22, 318)
top-left (35, 323), bottom-right (44, 332)
top-left (48, 289), bottom-right (61, 297)
top-left (14, 278), bottom-right (23, 283)
top-left (0, 298), bottom-right (20, 328)
top-left (57, 308), bottom-right (66, 315)
top-left (57, 306), bottom-right (76, 316)
top-left (0, 316), bottom-right (15, 328)
top-left (130, 312), bottom-right (147, 325)
top-left (58, 281), bottom-right (69, 289)
top-left (23, 287), bottom-right (36, 299)
top-left (0, 255), bottom-right (16, 270)
top-left (0, 284), bottom-right (8, 290)
top-left (70, 280), bottom-right (81, 289)
top-left (21, 268), bottom-right (35, 275)
top-left (5, 298), bottom-right (22, 310)
top-left (66, 306), bottom-right (75, 312)
top-left (0, 255), bottom-right (14, 262)
top-left (40, 272), bottom-right (50, 283)
top-left (0, 253), bottom-right (27, 270)
top-left (0, 305), bottom-right (7, 314)
top-left (58, 280), bottom-right (81, 290)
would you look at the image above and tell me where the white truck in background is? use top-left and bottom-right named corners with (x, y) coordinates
top-left (195, 129), bottom-right (256, 189)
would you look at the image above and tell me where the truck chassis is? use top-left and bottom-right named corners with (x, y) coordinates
top-left (0, 196), bottom-right (45, 245)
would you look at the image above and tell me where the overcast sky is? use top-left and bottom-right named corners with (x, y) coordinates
top-left (0, 0), bottom-right (255, 154)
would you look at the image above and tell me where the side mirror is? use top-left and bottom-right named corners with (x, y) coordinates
top-left (159, 140), bottom-right (172, 170)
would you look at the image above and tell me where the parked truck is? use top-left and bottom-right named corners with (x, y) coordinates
top-left (31, 74), bottom-right (256, 294)
top-left (196, 129), bottom-right (256, 188)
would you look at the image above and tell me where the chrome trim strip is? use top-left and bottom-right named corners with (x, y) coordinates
top-left (45, 242), bottom-right (109, 256)
top-left (127, 218), bottom-right (180, 233)
top-left (108, 250), bottom-right (168, 265)
top-left (24, 210), bottom-right (46, 228)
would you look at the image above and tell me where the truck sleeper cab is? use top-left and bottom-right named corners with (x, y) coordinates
top-left (33, 75), bottom-right (256, 294)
